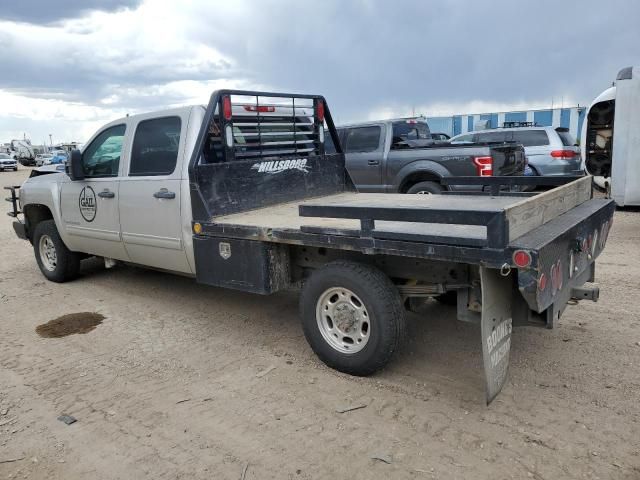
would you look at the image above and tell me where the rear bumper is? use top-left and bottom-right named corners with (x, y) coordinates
top-left (12, 221), bottom-right (27, 240)
top-left (510, 198), bottom-right (615, 317)
top-left (528, 157), bottom-right (583, 176)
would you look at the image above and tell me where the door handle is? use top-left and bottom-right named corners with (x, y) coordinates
top-left (367, 160), bottom-right (380, 166)
top-left (153, 189), bottom-right (176, 199)
top-left (98, 189), bottom-right (115, 198)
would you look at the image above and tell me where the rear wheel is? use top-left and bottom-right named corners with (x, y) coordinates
top-left (300, 261), bottom-right (406, 376)
top-left (33, 220), bottom-right (81, 282)
top-left (406, 181), bottom-right (443, 194)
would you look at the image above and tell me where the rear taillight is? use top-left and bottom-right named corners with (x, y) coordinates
top-left (550, 150), bottom-right (576, 159)
top-left (550, 260), bottom-right (563, 293)
top-left (243, 105), bottom-right (275, 113)
top-left (472, 156), bottom-right (493, 176)
top-left (513, 249), bottom-right (532, 268)
top-left (316, 101), bottom-right (325, 123)
top-left (538, 273), bottom-right (547, 291)
top-left (222, 96), bottom-right (232, 121)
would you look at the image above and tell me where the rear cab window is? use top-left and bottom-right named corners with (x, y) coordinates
top-left (345, 126), bottom-right (381, 153)
top-left (130, 116), bottom-right (182, 176)
top-left (391, 121), bottom-right (430, 148)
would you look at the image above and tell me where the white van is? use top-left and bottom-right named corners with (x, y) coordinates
top-left (582, 66), bottom-right (640, 206)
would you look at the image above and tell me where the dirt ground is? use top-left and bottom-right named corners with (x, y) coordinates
top-left (1, 167), bottom-right (639, 480)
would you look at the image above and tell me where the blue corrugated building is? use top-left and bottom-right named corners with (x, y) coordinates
top-left (426, 106), bottom-right (586, 140)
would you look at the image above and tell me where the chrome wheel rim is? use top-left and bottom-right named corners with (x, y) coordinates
top-left (39, 235), bottom-right (57, 271)
top-left (415, 190), bottom-right (432, 195)
top-left (316, 287), bottom-right (370, 354)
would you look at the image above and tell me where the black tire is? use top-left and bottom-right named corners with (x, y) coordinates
top-left (300, 261), bottom-right (406, 376)
top-left (33, 220), bottom-right (81, 282)
top-left (406, 181), bottom-right (443, 194)
top-left (435, 290), bottom-right (457, 306)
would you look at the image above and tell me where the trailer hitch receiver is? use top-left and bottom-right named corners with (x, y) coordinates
top-left (570, 285), bottom-right (599, 302)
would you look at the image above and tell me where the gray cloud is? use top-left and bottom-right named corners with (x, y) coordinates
top-left (1, 0), bottom-right (639, 141)
top-left (187, 0), bottom-right (640, 120)
top-left (0, 0), bottom-right (142, 24)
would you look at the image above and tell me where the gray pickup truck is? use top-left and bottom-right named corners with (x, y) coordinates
top-left (327, 118), bottom-right (525, 193)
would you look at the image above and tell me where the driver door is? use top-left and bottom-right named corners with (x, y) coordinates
top-left (60, 123), bottom-right (129, 260)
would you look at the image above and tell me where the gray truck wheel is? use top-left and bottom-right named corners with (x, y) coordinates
top-left (406, 181), bottom-right (443, 194)
top-left (300, 261), bottom-right (406, 376)
top-left (33, 220), bottom-right (81, 283)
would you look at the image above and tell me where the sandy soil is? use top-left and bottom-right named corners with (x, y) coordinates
top-left (1, 167), bottom-right (639, 479)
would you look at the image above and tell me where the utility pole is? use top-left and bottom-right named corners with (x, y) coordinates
top-left (49, 134), bottom-right (53, 148)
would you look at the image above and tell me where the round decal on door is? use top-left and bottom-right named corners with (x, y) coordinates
top-left (78, 186), bottom-right (97, 222)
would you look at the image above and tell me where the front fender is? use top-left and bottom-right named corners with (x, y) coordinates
top-left (20, 174), bottom-right (70, 245)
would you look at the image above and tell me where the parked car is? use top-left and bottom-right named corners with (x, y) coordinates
top-left (327, 118), bottom-right (526, 193)
top-left (450, 126), bottom-right (582, 177)
top-left (0, 153), bottom-right (18, 171)
top-left (46, 150), bottom-right (68, 165)
top-left (35, 154), bottom-right (54, 167)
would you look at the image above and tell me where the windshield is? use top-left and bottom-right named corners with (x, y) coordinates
top-left (0, 153), bottom-right (10, 159)
top-left (392, 121), bottom-right (431, 142)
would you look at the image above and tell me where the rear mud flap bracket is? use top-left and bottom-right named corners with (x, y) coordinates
top-left (480, 267), bottom-right (513, 404)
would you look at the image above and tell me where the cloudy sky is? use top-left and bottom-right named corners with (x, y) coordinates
top-left (0, 0), bottom-right (638, 144)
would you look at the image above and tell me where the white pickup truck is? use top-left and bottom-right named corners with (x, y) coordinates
top-left (6, 89), bottom-right (614, 403)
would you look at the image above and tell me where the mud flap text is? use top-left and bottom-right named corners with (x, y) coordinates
top-left (480, 267), bottom-right (513, 404)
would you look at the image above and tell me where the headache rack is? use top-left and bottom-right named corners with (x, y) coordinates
top-left (205, 91), bottom-right (334, 163)
top-left (188, 89), bottom-right (347, 220)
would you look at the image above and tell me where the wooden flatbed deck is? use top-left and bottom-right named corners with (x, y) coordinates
top-left (213, 192), bottom-right (519, 247)
top-left (211, 177), bottom-right (592, 248)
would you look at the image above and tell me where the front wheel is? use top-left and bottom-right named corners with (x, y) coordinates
top-left (300, 261), bottom-right (406, 376)
top-left (406, 181), bottom-right (443, 194)
top-left (33, 220), bottom-right (81, 282)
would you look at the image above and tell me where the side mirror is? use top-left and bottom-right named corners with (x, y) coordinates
top-left (68, 149), bottom-right (85, 181)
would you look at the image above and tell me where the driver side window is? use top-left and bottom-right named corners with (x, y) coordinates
top-left (82, 124), bottom-right (126, 177)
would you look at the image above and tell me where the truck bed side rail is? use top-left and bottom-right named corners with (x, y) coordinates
top-left (188, 89), bottom-right (350, 220)
top-left (299, 176), bottom-right (593, 249)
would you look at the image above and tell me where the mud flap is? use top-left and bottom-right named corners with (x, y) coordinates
top-left (480, 267), bottom-right (513, 404)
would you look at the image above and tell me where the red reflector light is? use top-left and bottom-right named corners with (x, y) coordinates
top-left (538, 273), bottom-right (547, 291)
top-left (550, 150), bottom-right (576, 159)
top-left (513, 250), bottom-right (532, 268)
top-left (243, 105), bottom-right (275, 113)
top-left (316, 101), bottom-right (325, 123)
top-left (222, 96), bottom-right (232, 121)
top-left (551, 260), bottom-right (563, 293)
top-left (472, 156), bottom-right (493, 177)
